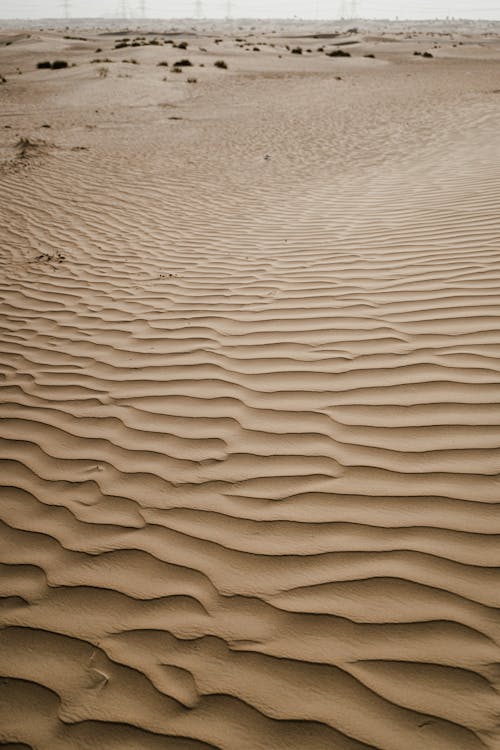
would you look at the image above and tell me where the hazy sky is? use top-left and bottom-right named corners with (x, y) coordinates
top-left (1, 0), bottom-right (499, 19)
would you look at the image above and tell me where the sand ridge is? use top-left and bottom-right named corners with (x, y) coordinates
top-left (1, 19), bottom-right (500, 750)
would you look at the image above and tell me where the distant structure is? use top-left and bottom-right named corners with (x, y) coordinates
top-left (195, 0), bottom-right (203, 17)
top-left (139, 0), bottom-right (147, 17)
top-left (225, 0), bottom-right (232, 19)
top-left (117, 0), bottom-right (128, 17)
top-left (338, 0), bottom-right (357, 18)
top-left (61, 0), bottom-right (71, 18)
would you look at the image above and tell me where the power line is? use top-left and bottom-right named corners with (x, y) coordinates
top-left (61, 0), bottom-right (71, 18)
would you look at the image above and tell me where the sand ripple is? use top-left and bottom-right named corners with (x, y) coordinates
top-left (1, 32), bottom-right (500, 750)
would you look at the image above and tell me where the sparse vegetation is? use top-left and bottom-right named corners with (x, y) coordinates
top-left (364, 53), bottom-right (375, 58)
top-left (98, 66), bottom-right (109, 78)
top-left (34, 251), bottom-right (66, 264)
top-left (172, 66), bottom-right (182, 73)
top-left (187, 77), bottom-right (197, 83)
top-left (291, 46), bottom-right (302, 54)
top-left (173, 58), bottom-right (192, 66)
top-left (0, 75), bottom-right (6, 84)
top-left (422, 51), bottom-right (433, 58)
top-left (326, 49), bottom-right (351, 57)
top-left (114, 42), bottom-right (129, 49)
top-left (214, 59), bottom-right (228, 69)
top-left (16, 137), bottom-right (44, 160)
top-left (37, 60), bottom-right (69, 70)
top-left (157, 61), bottom-right (169, 66)
top-left (177, 41), bottom-right (188, 49)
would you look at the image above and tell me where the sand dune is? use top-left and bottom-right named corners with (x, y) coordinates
top-left (1, 19), bottom-right (500, 750)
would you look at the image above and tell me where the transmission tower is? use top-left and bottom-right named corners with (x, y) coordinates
top-left (195, 0), bottom-right (203, 17)
top-left (338, 0), bottom-right (357, 18)
top-left (117, 0), bottom-right (128, 17)
top-left (225, 0), bottom-right (232, 18)
top-left (139, 0), bottom-right (146, 17)
top-left (62, 0), bottom-right (71, 18)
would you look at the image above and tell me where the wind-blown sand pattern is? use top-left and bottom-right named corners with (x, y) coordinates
top-left (1, 20), bottom-right (500, 750)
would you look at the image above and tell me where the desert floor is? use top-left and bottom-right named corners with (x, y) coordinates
top-left (1, 18), bottom-right (500, 750)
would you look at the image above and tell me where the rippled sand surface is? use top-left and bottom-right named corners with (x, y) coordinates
top-left (1, 20), bottom-right (500, 750)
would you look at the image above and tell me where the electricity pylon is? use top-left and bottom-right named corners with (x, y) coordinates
top-left (338, 0), bottom-right (357, 18)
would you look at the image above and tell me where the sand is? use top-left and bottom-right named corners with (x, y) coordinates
top-left (1, 18), bottom-right (500, 750)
